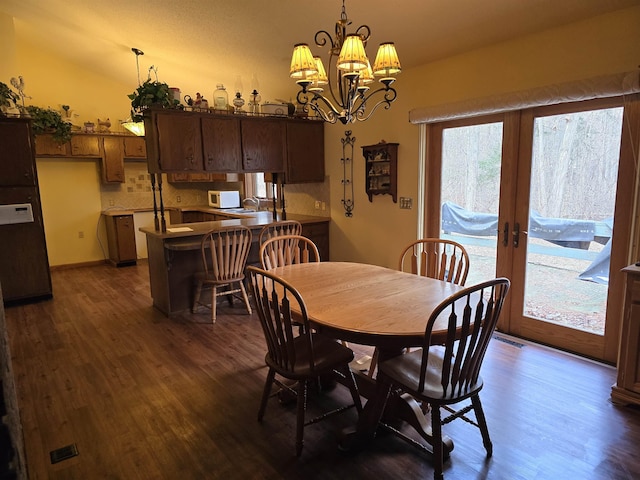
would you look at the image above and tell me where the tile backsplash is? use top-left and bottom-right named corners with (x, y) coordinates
top-left (100, 162), bottom-right (330, 216)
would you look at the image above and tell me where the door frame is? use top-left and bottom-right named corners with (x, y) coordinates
top-left (422, 95), bottom-right (640, 363)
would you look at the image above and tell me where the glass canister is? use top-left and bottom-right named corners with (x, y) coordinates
top-left (213, 84), bottom-right (229, 111)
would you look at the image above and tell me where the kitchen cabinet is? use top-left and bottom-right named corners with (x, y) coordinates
top-left (611, 264), bottom-right (640, 407)
top-left (153, 112), bottom-right (203, 172)
top-left (33, 133), bottom-right (147, 184)
top-left (285, 120), bottom-right (325, 183)
top-left (201, 115), bottom-right (242, 172)
top-left (123, 136), bottom-right (147, 158)
top-left (240, 117), bottom-right (285, 172)
top-left (70, 135), bottom-right (101, 156)
top-left (104, 213), bottom-right (137, 266)
top-left (102, 136), bottom-right (125, 183)
top-left (34, 134), bottom-right (70, 156)
top-left (0, 117), bottom-right (52, 304)
top-left (0, 120), bottom-right (36, 186)
top-left (362, 141), bottom-right (398, 203)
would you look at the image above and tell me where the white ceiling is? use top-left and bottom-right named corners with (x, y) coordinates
top-left (2, 0), bottom-right (639, 102)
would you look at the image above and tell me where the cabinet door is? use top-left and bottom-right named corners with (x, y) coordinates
top-left (286, 121), bottom-right (324, 183)
top-left (241, 118), bottom-right (285, 172)
top-left (0, 187), bottom-right (52, 301)
top-left (123, 136), bottom-right (147, 158)
top-left (34, 134), bottom-right (70, 156)
top-left (0, 119), bottom-right (36, 186)
top-left (114, 216), bottom-right (137, 262)
top-left (155, 113), bottom-right (203, 171)
top-left (71, 135), bottom-right (101, 156)
top-left (201, 116), bottom-right (242, 172)
top-left (102, 136), bottom-right (125, 183)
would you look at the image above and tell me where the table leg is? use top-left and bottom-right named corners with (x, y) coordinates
top-left (340, 349), bottom-right (454, 457)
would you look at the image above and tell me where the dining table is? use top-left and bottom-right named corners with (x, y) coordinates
top-left (271, 261), bottom-right (465, 455)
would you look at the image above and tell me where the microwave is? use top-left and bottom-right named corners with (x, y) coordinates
top-left (208, 190), bottom-right (240, 209)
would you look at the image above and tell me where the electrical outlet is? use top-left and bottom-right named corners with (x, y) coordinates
top-left (109, 199), bottom-right (114, 206)
top-left (176, 196), bottom-right (181, 203)
top-left (78, 231), bottom-right (84, 239)
top-left (314, 200), bottom-right (321, 209)
top-left (321, 202), bottom-right (326, 211)
top-left (399, 197), bottom-right (413, 209)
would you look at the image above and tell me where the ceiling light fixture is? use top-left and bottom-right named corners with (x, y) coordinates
top-left (290, 0), bottom-right (401, 124)
top-left (122, 47), bottom-right (146, 136)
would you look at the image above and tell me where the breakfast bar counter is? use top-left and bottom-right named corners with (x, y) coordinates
top-left (140, 212), bottom-right (329, 316)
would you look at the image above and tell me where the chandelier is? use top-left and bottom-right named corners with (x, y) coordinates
top-left (289, 0), bottom-right (401, 125)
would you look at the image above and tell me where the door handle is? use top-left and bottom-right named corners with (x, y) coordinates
top-left (513, 222), bottom-right (520, 248)
top-left (502, 222), bottom-right (509, 247)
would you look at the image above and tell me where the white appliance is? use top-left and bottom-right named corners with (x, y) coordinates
top-left (207, 190), bottom-right (240, 208)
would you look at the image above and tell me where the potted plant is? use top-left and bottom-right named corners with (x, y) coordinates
top-left (128, 67), bottom-right (179, 121)
top-left (25, 105), bottom-right (73, 143)
top-left (0, 81), bottom-right (19, 115)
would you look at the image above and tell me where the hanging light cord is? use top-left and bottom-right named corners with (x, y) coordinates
top-left (132, 47), bottom-right (144, 86)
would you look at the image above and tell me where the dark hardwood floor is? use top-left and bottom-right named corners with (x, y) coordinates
top-left (3, 261), bottom-right (640, 479)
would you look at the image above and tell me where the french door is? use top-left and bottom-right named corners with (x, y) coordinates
top-left (424, 96), bottom-right (640, 362)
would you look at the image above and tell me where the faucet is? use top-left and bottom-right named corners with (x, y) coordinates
top-left (243, 196), bottom-right (260, 211)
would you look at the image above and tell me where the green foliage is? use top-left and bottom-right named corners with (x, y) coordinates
top-left (26, 105), bottom-right (73, 144)
top-left (128, 79), bottom-right (178, 121)
top-left (0, 81), bottom-right (19, 108)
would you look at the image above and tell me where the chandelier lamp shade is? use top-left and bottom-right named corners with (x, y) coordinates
top-left (290, 0), bottom-right (401, 124)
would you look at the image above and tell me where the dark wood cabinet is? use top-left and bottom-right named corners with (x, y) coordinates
top-left (104, 213), bottom-right (137, 266)
top-left (145, 110), bottom-right (323, 181)
top-left (611, 265), bottom-right (640, 406)
top-left (201, 115), bottom-right (242, 172)
top-left (240, 117), bottom-right (285, 172)
top-left (154, 112), bottom-right (203, 171)
top-left (0, 120), bottom-right (36, 186)
top-left (285, 120), bottom-right (325, 183)
top-left (0, 117), bottom-right (52, 304)
top-left (362, 141), bottom-right (398, 203)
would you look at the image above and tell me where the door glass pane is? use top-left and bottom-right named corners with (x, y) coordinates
top-left (441, 123), bottom-right (503, 285)
top-left (525, 107), bottom-right (623, 335)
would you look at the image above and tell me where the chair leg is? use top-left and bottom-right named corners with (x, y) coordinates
top-left (340, 365), bottom-right (362, 413)
top-left (296, 380), bottom-right (308, 456)
top-left (239, 281), bottom-right (252, 315)
top-left (258, 368), bottom-right (276, 422)
top-left (367, 347), bottom-right (380, 378)
top-left (211, 285), bottom-right (218, 323)
top-left (192, 280), bottom-right (203, 313)
top-left (471, 394), bottom-right (493, 457)
top-left (431, 405), bottom-right (444, 480)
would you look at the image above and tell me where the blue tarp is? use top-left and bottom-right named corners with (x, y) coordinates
top-left (441, 201), bottom-right (610, 285)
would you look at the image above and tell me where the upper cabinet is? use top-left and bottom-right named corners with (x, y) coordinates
top-left (201, 115), bottom-right (242, 172)
top-left (0, 118), bottom-right (36, 186)
top-left (153, 112), bottom-right (203, 171)
top-left (240, 117), bottom-right (285, 172)
top-left (285, 120), bottom-right (324, 183)
top-left (144, 109), bottom-right (323, 182)
top-left (33, 133), bottom-right (147, 184)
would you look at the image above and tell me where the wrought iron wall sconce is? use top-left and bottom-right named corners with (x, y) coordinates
top-left (341, 130), bottom-right (355, 217)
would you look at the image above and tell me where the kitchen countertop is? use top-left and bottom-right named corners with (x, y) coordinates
top-left (139, 210), bottom-right (330, 240)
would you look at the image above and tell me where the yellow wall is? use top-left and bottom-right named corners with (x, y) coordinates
top-left (324, 6), bottom-right (640, 268)
top-left (3, 7), bottom-right (640, 267)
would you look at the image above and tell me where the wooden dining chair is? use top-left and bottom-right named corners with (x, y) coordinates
top-left (399, 238), bottom-right (470, 286)
top-left (258, 220), bottom-right (303, 246)
top-left (259, 234), bottom-right (320, 270)
top-left (376, 277), bottom-right (510, 480)
top-left (192, 225), bottom-right (252, 323)
top-left (246, 266), bottom-right (362, 456)
top-left (364, 238), bottom-right (470, 378)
